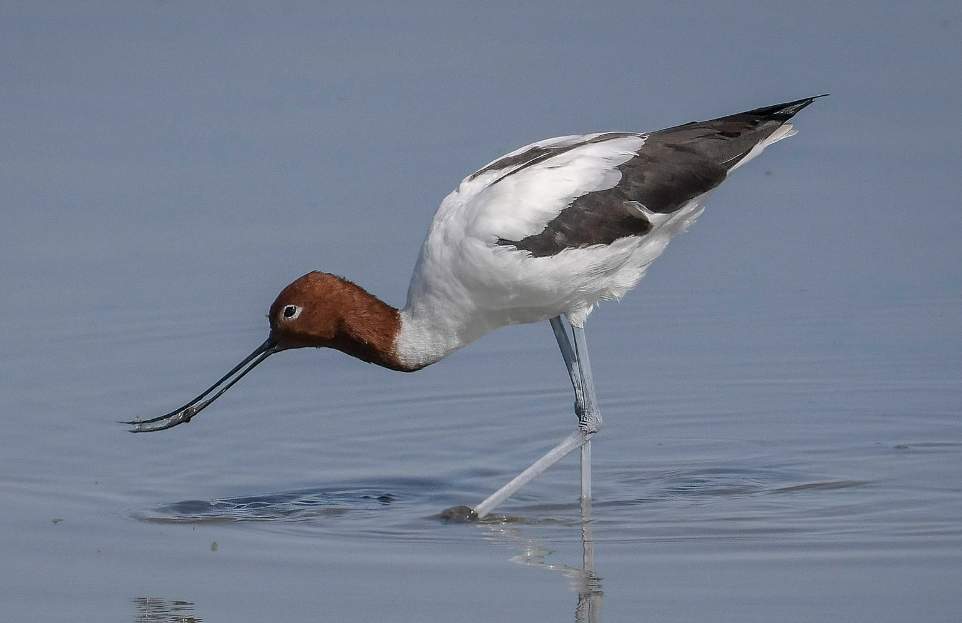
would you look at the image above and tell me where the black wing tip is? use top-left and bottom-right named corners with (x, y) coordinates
top-left (741, 94), bottom-right (829, 121)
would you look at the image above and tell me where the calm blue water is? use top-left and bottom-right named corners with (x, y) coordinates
top-left (2, 3), bottom-right (961, 622)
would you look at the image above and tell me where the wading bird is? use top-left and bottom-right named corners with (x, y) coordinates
top-left (126, 96), bottom-right (824, 519)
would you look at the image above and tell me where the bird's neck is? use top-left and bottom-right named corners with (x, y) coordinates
top-left (327, 278), bottom-right (470, 372)
top-left (393, 296), bottom-right (488, 372)
top-left (325, 274), bottom-right (484, 372)
top-left (313, 279), bottom-right (408, 372)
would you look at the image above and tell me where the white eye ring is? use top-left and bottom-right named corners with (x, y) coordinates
top-left (282, 305), bottom-right (302, 320)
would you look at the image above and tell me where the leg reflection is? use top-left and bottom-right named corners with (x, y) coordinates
top-left (478, 499), bottom-right (605, 622)
top-left (575, 496), bottom-right (603, 623)
top-left (132, 596), bottom-right (199, 622)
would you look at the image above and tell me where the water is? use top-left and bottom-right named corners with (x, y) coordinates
top-left (2, 3), bottom-right (961, 622)
top-left (2, 285), bottom-right (959, 621)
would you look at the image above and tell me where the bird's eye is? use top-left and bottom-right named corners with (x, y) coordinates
top-left (282, 305), bottom-right (302, 320)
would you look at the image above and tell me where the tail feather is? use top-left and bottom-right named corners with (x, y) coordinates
top-left (652, 94), bottom-right (827, 171)
top-left (738, 94), bottom-right (830, 122)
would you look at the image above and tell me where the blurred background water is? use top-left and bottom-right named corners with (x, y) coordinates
top-left (1, 2), bottom-right (960, 621)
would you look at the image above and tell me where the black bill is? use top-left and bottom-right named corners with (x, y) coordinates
top-left (123, 338), bottom-right (279, 432)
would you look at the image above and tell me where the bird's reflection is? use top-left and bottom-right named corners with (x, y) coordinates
top-left (485, 497), bottom-right (604, 623)
top-left (131, 596), bottom-right (201, 622)
top-left (131, 502), bottom-right (603, 623)
top-left (575, 498), bottom-right (603, 623)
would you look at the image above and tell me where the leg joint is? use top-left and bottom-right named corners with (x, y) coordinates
top-left (578, 410), bottom-right (603, 434)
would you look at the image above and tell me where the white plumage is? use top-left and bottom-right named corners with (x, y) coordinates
top-left (397, 134), bottom-right (711, 369)
top-left (394, 95), bottom-right (816, 371)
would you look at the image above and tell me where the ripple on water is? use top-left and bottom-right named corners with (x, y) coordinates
top-left (140, 488), bottom-right (396, 524)
top-left (129, 461), bottom-right (894, 548)
top-left (132, 476), bottom-right (489, 542)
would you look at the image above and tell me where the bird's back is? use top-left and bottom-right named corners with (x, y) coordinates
top-left (397, 97), bottom-right (822, 365)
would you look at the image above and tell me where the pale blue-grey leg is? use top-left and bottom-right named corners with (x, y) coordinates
top-left (570, 320), bottom-right (601, 501)
top-left (453, 316), bottom-right (599, 520)
top-left (553, 315), bottom-right (603, 499)
top-left (571, 322), bottom-right (601, 433)
top-left (550, 316), bottom-right (585, 404)
top-left (470, 429), bottom-right (585, 518)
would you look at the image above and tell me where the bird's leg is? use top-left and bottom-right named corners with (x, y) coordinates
top-left (445, 318), bottom-right (591, 521)
top-left (552, 316), bottom-right (603, 499)
top-left (552, 315), bottom-right (596, 498)
top-left (444, 318), bottom-right (600, 521)
top-left (463, 429), bottom-right (586, 519)
top-left (550, 316), bottom-right (586, 408)
top-left (568, 318), bottom-right (601, 501)
top-left (556, 315), bottom-right (597, 499)
top-left (551, 316), bottom-right (602, 430)
top-left (537, 315), bottom-right (606, 502)
top-left (568, 319), bottom-right (602, 434)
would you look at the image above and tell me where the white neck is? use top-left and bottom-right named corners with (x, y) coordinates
top-left (392, 276), bottom-right (507, 371)
top-left (392, 305), bottom-right (479, 371)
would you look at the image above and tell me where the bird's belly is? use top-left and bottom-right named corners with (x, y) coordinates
top-left (456, 238), bottom-right (644, 327)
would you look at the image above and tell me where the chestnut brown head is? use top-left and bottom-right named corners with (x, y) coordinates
top-left (268, 271), bottom-right (345, 349)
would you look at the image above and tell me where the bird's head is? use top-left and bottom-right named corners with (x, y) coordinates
top-left (267, 271), bottom-right (346, 350)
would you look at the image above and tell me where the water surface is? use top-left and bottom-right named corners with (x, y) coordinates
top-left (1, 2), bottom-right (961, 622)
